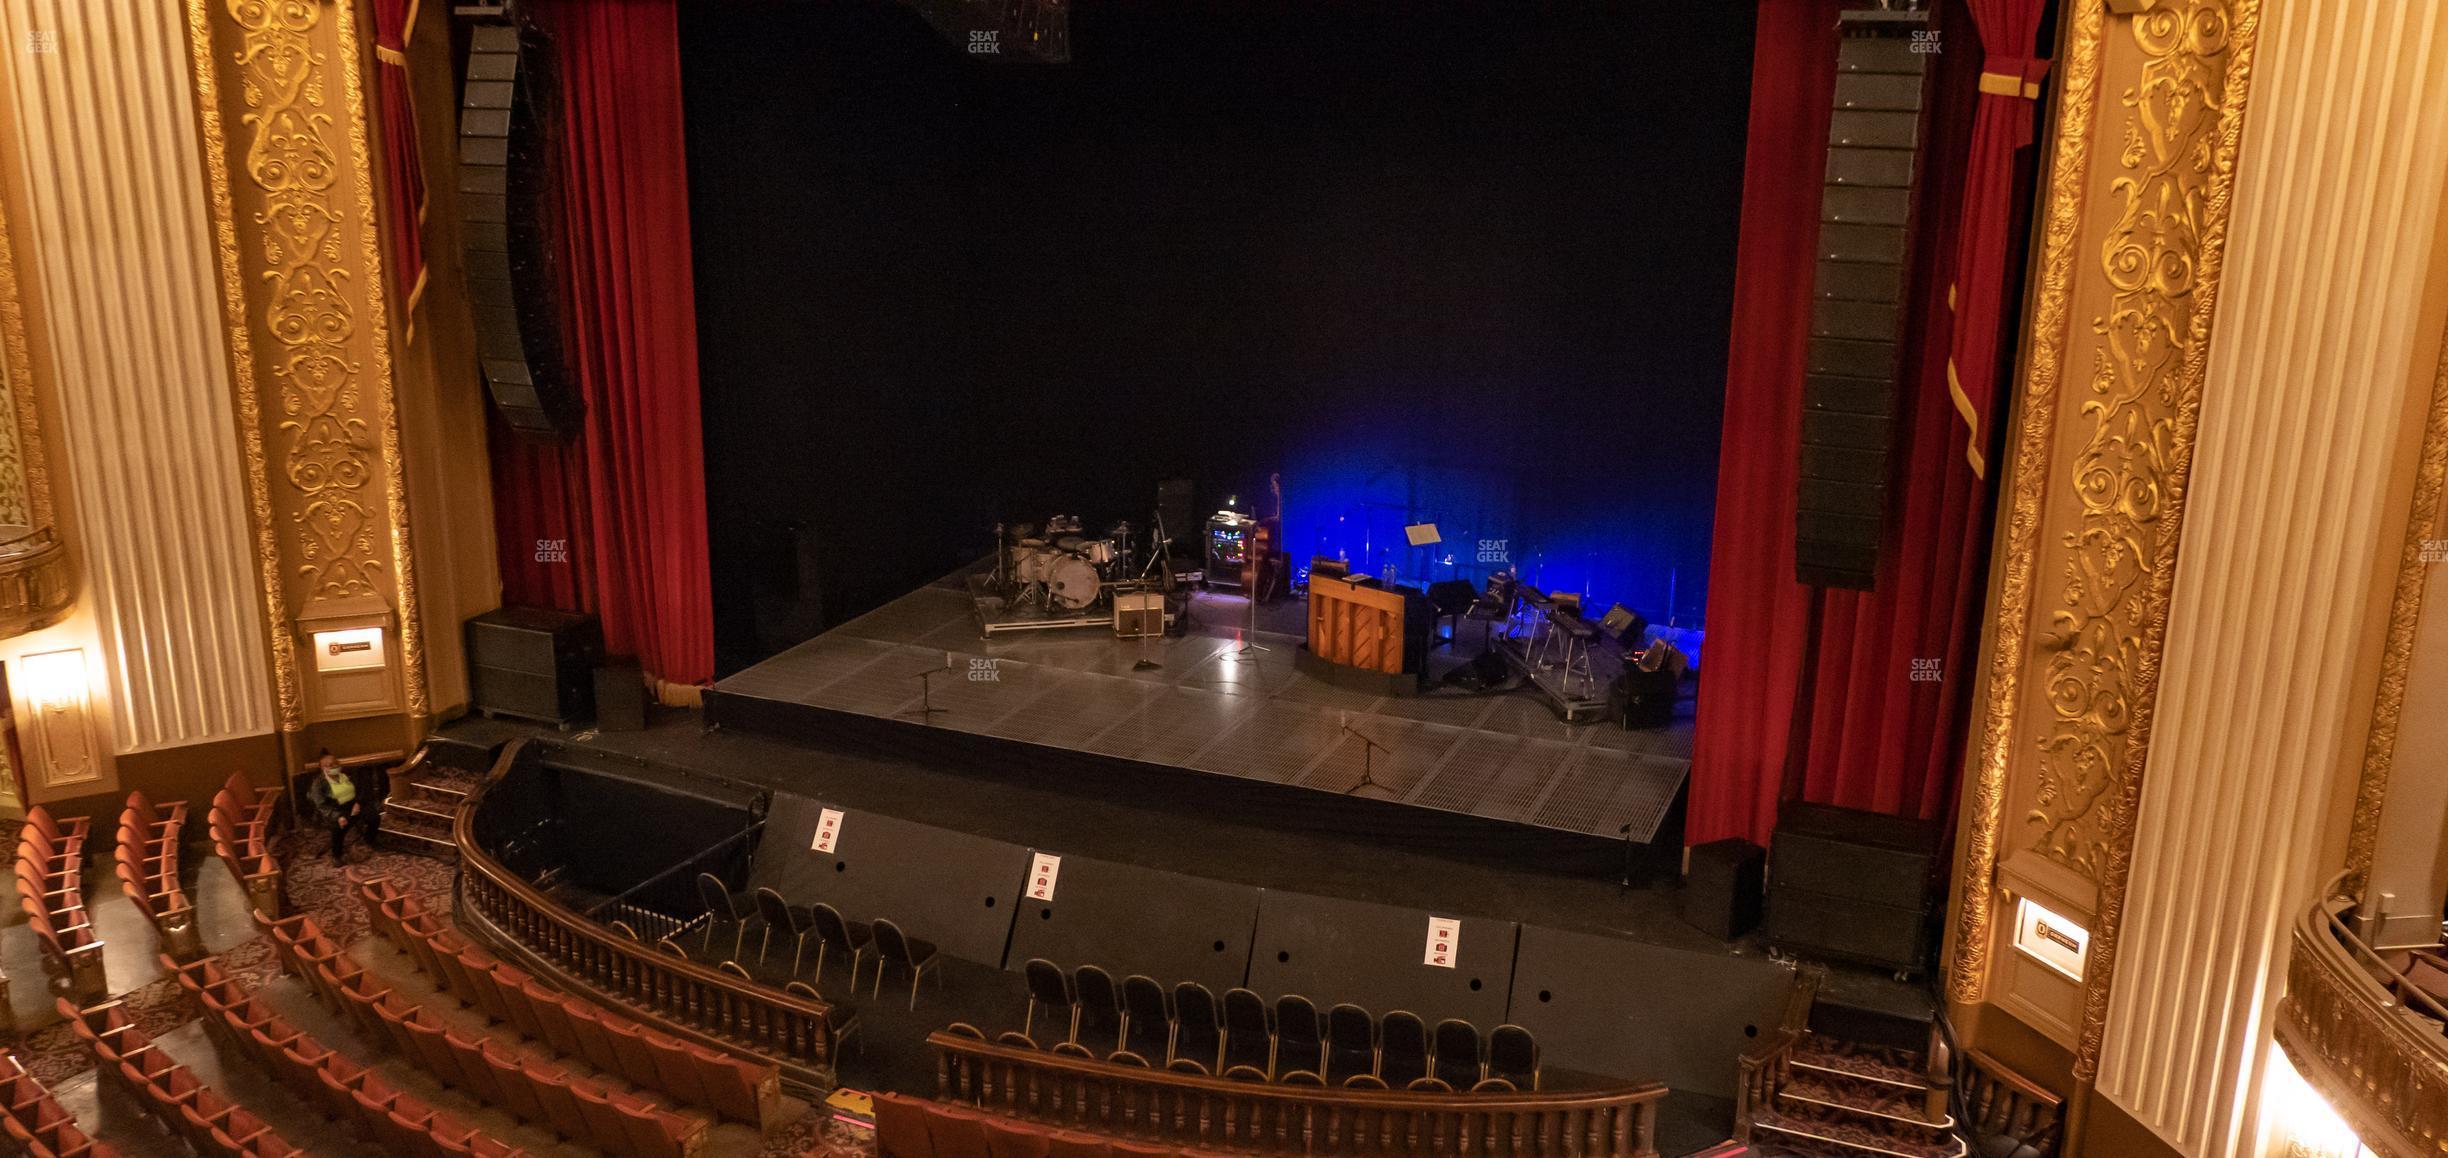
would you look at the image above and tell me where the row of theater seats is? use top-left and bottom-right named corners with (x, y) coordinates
top-left (16, 806), bottom-right (100, 996)
top-left (116, 792), bottom-right (193, 952)
top-left (1020, 961), bottom-right (1542, 1090)
top-left (167, 953), bottom-right (524, 1158)
top-left (350, 870), bottom-right (787, 1128)
top-left (262, 909), bottom-right (708, 1157)
top-left (0, 1050), bottom-right (117, 1158)
top-left (208, 774), bottom-right (282, 916)
top-left (874, 1090), bottom-right (1222, 1158)
top-left (56, 997), bottom-right (299, 1157)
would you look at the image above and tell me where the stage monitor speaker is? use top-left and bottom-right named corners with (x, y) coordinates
top-left (1766, 802), bottom-right (1942, 974)
top-left (460, 18), bottom-right (581, 440)
top-left (465, 607), bottom-right (601, 726)
top-left (1794, 9), bottom-right (1932, 590)
top-left (1681, 838), bottom-right (1765, 940)
top-left (592, 659), bottom-right (646, 732)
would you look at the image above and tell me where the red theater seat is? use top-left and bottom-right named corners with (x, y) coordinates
top-left (874, 1091), bottom-right (937, 1158)
top-left (924, 1102), bottom-right (995, 1158)
top-left (984, 1116), bottom-right (1055, 1158)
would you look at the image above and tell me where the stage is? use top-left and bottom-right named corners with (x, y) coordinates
top-left (707, 567), bottom-right (1696, 848)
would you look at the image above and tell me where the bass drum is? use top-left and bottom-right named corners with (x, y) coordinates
top-left (1046, 555), bottom-right (1103, 610)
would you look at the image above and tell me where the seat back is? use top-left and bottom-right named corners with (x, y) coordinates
top-left (1433, 1018), bottom-right (1483, 1087)
top-left (874, 919), bottom-right (915, 967)
top-left (1120, 975), bottom-right (1168, 1025)
top-left (753, 888), bottom-right (793, 933)
top-left (812, 902), bottom-right (860, 951)
top-left (695, 874), bottom-right (737, 921)
top-left (1172, 982), bottom-right (1219, 1033)
top-left (1379, 1011), bottom-right (1429, 1085)
top-left (1487, 1023), bottom-right (1540, 1088)
top-left (1023, 959), bottom-right (1072, 1007)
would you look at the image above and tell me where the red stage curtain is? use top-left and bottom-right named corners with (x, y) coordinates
top-left (1684, 0), bottom-right (1843, 849)
top-left (1946, 0), bottom-right (2050, 478)
top-left (491, 0), bottom-right (716, 701)
top-left (1691, 0), bottom-right (2034, 847)
top-left (370, 0), bottom-right (426, 331)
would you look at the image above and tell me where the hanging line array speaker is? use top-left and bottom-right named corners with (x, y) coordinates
top-left (459, 14), bottom-right (583, 441)
top-left (1794, 8), bottom-right (1933, 590)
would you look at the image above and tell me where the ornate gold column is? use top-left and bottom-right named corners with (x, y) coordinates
top-left (185, 0), bottom-right (429, 761)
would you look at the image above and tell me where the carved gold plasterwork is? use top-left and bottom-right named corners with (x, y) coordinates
top-left (2063, 0), bottom-right (2257, 1083)
top-left (185, 0), bottom-right (427, 727)
top-left (1948, 0), bottom-right (2107, 1008)
top-left (1946, 0), bottom-right (2258, 1059)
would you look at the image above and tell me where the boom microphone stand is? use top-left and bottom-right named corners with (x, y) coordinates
top-left (1341, 714), bottom-right (1390, 798)
top-left (905, 654), bottom-right (953, 722)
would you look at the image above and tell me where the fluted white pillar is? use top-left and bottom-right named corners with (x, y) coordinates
top-left (0, 0), bottom-right (272, 752)
top-left (2095, 3), bottom-right (2448, 1155)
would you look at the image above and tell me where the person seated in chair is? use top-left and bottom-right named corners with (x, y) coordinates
top-left (307, 749), bottom-right (388, 861)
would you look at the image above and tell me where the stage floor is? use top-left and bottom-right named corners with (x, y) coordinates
top-left (713, 571), bottom-right (1695, 843)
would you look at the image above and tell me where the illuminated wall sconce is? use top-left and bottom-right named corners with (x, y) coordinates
top-left (2260, 1050), bottom-right (2374, 1158)
top-left (17, 647), bottom-right (97, 787)
top-left (2012, 895), bottom-right (2090, 983)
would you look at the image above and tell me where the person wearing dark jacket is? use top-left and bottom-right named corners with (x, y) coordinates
top-left (306, 750), bottom-right (388, 860)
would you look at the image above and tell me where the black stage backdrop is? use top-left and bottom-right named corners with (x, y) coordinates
top-left (682, 1), bottom-right (1754, 673)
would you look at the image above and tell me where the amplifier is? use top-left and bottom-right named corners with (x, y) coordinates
top-left (466, 607), bottom-right (602, 726)
top-left (1767, 802), bottom-right (1941, 974)
top-left (1113, 592), bottom-right (1165, 639)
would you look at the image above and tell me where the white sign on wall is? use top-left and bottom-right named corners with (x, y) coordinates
top-left (1423, 916), bottom-right (1461, 968)
top-left (1027, 853), bottom-right (1062, 902)
top-left (811, 808), bottom-right (846, 854)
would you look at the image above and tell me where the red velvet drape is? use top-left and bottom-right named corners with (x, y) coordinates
top-left (490, 0), bottom-right (716, 699)
top-left (1690, 0), bottom-right (2031, 847)
top-left (1946, 0), bottom-right (2050, 478)
top-left (371, 0), bottom-right (426, 329)
top-left (1684, 0), bottom-right (1844, 848)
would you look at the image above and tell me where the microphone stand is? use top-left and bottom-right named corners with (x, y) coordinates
top-left (905, 656), bottom-right (953, 722)
top-left (1618, 822), bottom-right (1638, 889)
top-left (1341, 716), bottom-right (1389, 797)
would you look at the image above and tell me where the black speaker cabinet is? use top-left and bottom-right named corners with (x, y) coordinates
top-left (1767, 801), bottom-right (1942, 974)
top-left (466, 607), bottom-right (602, 726)
top-left (593, 659), bottom-right (647, 732)
top-left (1683, 838), bottom-right (1766, 941)
top-left (1794, 9), bottom-right (1933, 590)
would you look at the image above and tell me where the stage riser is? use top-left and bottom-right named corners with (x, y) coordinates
top-left (704, 685), bottom-right (1653, 879)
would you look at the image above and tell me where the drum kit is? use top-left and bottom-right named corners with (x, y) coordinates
top-left (996, 515), bottom-right (1141, 613)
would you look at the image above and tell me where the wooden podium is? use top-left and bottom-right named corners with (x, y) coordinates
top-left (1302, 575), bottom-right (1429, 693)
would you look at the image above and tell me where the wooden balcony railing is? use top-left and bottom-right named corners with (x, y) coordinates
top-left (2274, 875), bottom-right (2448, 1158)
top-left (1732, 963), bottom-right (1821, 1142)
top-left (453, 738), bottom-right (841, 1089)
top-left (930, 1032), bottom-right (1666, 1157)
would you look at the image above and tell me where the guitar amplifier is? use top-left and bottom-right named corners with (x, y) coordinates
top-left (466, 607), bottom-right (603, 726)
top-left (1113, 591), bottom-right (1165, 638)
top-left (1766, 802), bottom-right (1942, 974)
